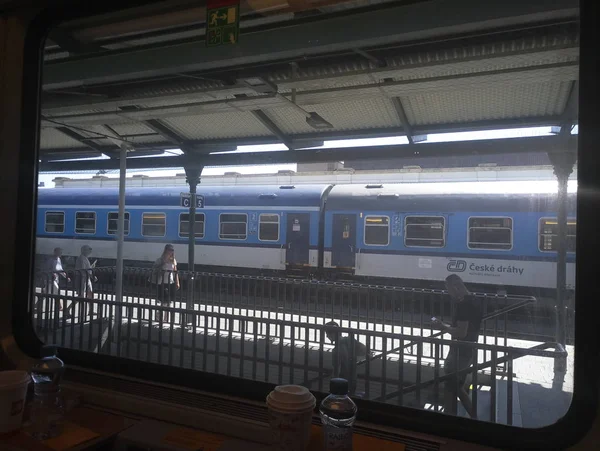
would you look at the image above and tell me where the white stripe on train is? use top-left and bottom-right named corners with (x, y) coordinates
top-left (36, 237), bottom-right (319, 270)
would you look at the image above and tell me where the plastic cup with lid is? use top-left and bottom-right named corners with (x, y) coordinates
top-left (0, 370), bottom-right (31, 434)
top-left (266, 385), bottom-right (316, 451)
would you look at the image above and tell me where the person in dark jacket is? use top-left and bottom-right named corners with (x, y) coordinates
top-left (433, 274), bottom-right (482, 418)
top-left (325, 321), bottom-right (367, 396)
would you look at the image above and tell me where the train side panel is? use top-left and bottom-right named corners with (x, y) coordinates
top-left (323, 182), bottom-right (577, 290)
top-left (36, 185), bottom-right (330, 273)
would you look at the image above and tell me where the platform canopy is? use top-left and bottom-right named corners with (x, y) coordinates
top-left (39, 0), bottom-right (579, 170)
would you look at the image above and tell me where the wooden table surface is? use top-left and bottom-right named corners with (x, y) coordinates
top-left (0, 405), bottom-right (136, 451)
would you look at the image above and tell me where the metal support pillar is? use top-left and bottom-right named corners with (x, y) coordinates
top-left (548, 151), bottom-right (576, 373)
top-left (183, 162), bottom-right (203, 324)
top-left (112, 146), bottom-right (128, 354)
top-left (115, 146), bottom-right (127, 306)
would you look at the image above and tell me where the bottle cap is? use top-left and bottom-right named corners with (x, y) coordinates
top-left (329, 378), bottom-right (348, 395)
top-left (31, 347), bottom-right (64, 394)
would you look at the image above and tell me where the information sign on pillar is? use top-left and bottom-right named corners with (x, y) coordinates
top-left (206, 0), bottom-right (240, 47)
top-left (180, 192), bottom-right (192, 208)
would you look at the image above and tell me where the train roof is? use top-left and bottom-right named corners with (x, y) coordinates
top-left (38, 184), bottom-right (332, 208)
top-left (326, 180), bottom-right (577, 212)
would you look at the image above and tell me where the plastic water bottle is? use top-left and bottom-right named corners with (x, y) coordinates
top-left (29, 348), bottom-right (65, 440)
top-left (319, 378), bottom-right (357, 451)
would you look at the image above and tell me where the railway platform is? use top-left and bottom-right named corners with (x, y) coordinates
top-left (32, 268), bottom-right (573, 428)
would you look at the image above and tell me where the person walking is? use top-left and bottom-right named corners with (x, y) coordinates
top-left (432, 274), bottom-right (482, 418)
top-left (45, 247), bottom-right (70, 312)
top-left (75, 245), bottom-right (96, 318)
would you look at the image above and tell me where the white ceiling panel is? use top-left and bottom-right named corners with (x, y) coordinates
top-left (312, 97), bottom-right (400, 131)
top-left (126, 134), bottom-right (168, 145)
top-left (267, 97), bottom-right (400, 135)
top-left (109, 123), bottom-right (157, 136)
top-left (40, 127), bottom-right (86, 149)
top-left (402, 80), bottom-right (573, 126)
top-left (162, 111), bottom-right (272, 140)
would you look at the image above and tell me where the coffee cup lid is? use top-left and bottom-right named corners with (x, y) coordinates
top-left (266, 385), bottom-right (315, 412)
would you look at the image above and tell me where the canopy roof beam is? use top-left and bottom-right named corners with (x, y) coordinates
top-left (39, 135), bottom-right (577, 172)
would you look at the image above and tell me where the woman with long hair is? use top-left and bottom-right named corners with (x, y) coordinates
top-left (151, 244), bottom-right (180, 322)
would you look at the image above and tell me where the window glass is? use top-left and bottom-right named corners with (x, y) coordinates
top-left (75, 212), bottom-right (96, 234)
top-left (180, 213), bottom-right (205, 238)
top-left (468, 217), bottom-right (513, 250)
top-left (45, 211), bottom-right (64, 233)
top-left (259, 214), bottom-right (279, 241)
top-left (405, 216), bottom-right (445, 247)
top-left (539, 218), bottom-right (576, 252)
top-left (220, 213), bottom-right (247, 240)
top-left (107, 212), bottom-right (130, 235)
top-left (364, 216), bottom-right (389, 245)
top-left (27, 1), bottom-right (583, 438)
top-left (142, 213), bottom-right (166, 237)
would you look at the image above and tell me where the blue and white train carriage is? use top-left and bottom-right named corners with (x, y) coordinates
top-left (323, 180), bottom-right (576, 291)
top-left (36, 180), bottom-right (576, 293)
top-left (36, 184), bottom-right (332, 273)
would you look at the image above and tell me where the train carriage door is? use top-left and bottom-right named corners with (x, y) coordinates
top-left (332, 214), bottom-right (357, 269)
top-left (286, 213), bottom-right (310, 266)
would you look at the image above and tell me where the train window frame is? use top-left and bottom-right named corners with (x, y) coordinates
top-left (363, 215), bottom-right (390, 246)
top-left (219, 213), bottom-right (248, 240)
top-left (258, 213), bottom-right (280, 242)
top-left (141, 212), bottom-right (167, 237)
top-left (538, 217), bottom-right (577, 253)
top-left (7, 3), bottom-right (599, 451)
top-left (179, 212), bottom-right (206, 239)
top-left (107, 211), bottom-right (130, 236)
top-left (467, 216), bottom-right (513, 251)
top-left (404, 215), bottom-right (446, 248)
top-left (44, 211), bottom-right (65, 234)
top-left (74, 211), bottom-right (97, 235)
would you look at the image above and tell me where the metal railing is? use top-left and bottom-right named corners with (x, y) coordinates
top-left (35, 266), bottom-right (545, 353)
top-left (30, 285), bottom-right (567, 425)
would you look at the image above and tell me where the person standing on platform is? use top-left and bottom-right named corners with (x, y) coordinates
top-left (325, 321), bottom-right (367, 396)
top-left (151, 244), bottom-right (180, 323)
top-left (432, 274), bottom-right (482, 418)
top-left (75, 245), bottom-right (96, 317)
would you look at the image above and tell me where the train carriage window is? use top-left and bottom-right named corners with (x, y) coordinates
top-left (539, 218), bottom-right (576, 252)
top-left (468, 217), bottom-right (512, 250)
top-left (364, 216), bottom-right (390, 245)
top-left (259, 214), bottom-right (279, 241)
top-left (405, 216), bottom-right (445, 247)
top-left (220, 213), bottom-right (247, 240)
top-left (75, 211), bottom-right (96, 234)
top-left (107, 212), bottom-right (130, 235)
top-left (142, 213), bottom-right (166, 237)
top-left (179, 213), bottom-right (205, 238)
top-left (45, 211), bottom-right (64, 233)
